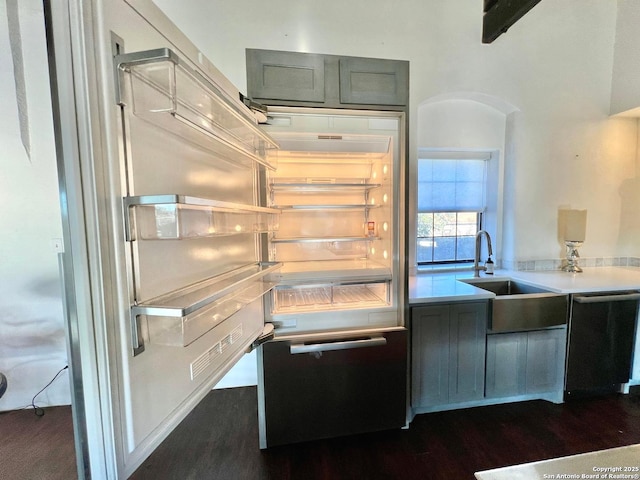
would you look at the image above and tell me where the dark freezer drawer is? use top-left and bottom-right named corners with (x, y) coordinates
top-left (258, 329), bottom-right (407, 447)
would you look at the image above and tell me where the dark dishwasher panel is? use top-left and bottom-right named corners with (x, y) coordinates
top-left (565, 292), bottom-right (640, 399)
top-left (258, 329), bottom-right (407, 448)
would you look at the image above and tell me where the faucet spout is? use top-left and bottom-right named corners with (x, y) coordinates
top-left (473, 230), bottom-right (493, 277)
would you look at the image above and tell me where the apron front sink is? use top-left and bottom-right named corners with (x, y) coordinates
top-left (461, 278), bottom-right (569, 332)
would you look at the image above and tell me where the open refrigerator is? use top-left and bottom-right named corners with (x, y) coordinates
top-left (46, 0), bottom-right (406, 475)
top-left (258, 108), bottom-right (407, 447)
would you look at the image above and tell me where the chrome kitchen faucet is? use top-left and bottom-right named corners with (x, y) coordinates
top-left (473, 230), bottom-right (493, 277)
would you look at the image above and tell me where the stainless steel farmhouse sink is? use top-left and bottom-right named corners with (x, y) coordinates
top-left (461, 278), bottom-right (569, 332)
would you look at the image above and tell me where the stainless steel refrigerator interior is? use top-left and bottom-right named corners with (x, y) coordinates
top-left (257, 108), bottom-right (407, 448)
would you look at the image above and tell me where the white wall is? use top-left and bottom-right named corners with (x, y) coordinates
top-left (153, 0), bottom-right (640, 264)
top-left (0, 0), bottom-right (69, 411)
top-left (610, 0), bottom-right (640, 117)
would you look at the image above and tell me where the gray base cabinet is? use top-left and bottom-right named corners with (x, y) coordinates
top-left (411, 302), bottom-right (487, 408)
top-left (486, 328), bottom-right (566, 398)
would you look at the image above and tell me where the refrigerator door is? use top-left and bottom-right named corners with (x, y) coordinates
top-left (46, 0), bottom-right (279, 477)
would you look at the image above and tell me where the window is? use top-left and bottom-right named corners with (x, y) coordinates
top-left (417, 152), bottom-right (489, 265)
top-left (417, 211), bottom-right (480, 264)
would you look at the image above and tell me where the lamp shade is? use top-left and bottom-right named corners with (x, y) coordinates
top-left (564, 209), bottom-right (587, 242)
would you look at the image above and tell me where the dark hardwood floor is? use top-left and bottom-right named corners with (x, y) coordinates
top-left (2, 388), bottom-right (639, 480)
top-left (0, 405), bottom-right (77, 480)
top-left (131, 387), bottom-right (640, 480)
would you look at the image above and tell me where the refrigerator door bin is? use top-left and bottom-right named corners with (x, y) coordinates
top-left (272, 280), bottom-right (390, 314)
top-left (130, 262), bottom-right (280, 351)
top-left (125, 194), bottom-right (280, 240)
top-left (115, 48), bottom-right (278, 170)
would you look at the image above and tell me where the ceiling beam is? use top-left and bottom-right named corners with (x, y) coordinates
top-left (482, 0), bottom-right (543, 44)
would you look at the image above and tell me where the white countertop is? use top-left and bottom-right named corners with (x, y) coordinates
top-left (474, 443), bottom-right (640, 479)
top-left (409, 267), bottom-right (640, 304)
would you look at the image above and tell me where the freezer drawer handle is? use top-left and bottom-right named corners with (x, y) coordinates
top-left (573, 292), bottom-right (640, 304)
top-left (289, 336), bottom-right (387, 354)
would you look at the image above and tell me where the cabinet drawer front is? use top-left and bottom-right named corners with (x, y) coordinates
top-left (260, 330), bottom-right (407, 446)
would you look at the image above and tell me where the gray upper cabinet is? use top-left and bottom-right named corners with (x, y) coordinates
top-left (246, 48), bottom-right (408, 109)
top-left (339, 57), bottom-right (408, 106)
top-left (246, 49), bottom-right (325, 103)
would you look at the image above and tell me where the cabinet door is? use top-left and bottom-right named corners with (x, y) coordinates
top-left (525, 329), bottom-right (566, 394)
top-left (246, 49), bottom-right (325, 103)
top-left (411, 305), bottom-right (450, 407)
top-left (486, 333), bottom-right (527, 398)
top-left (339, 57), bottom-right (409, 106)
top-left (448, 302), bottom-right (487, 403)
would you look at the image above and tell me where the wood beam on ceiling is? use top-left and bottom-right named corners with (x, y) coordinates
top-left (482, 0), bottom-right (543, 44)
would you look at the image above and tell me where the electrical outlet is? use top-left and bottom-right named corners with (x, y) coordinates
top-left (51, 238), bottom-right (64, 253)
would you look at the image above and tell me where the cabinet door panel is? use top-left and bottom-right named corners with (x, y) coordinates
top-left (411, 306), bottom-right (450, 407)
top-left (246, 49), bottom-right (325, 102)
top-left (526, 329), bottom-right (566, 394)
top-left (486, 333), bottom-right (527, 398)
top-left (339, 58), bottom-right (408, 106)
top-left (448, 303), bottom-right (487, 403)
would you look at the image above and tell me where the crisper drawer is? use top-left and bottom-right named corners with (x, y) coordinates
top-left (258, 329), bottom-right (407, 447)
top-left (272, 281), bottom-right (390, 314)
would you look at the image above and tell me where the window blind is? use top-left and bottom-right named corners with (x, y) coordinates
top-left (417, 155), bottom-right (488, 213)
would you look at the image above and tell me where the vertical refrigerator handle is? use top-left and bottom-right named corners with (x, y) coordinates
top-left (289, 336), bottom-right (387, 354)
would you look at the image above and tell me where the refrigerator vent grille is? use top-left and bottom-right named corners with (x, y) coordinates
top-left (190, 324), bottom-right (244, 380)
